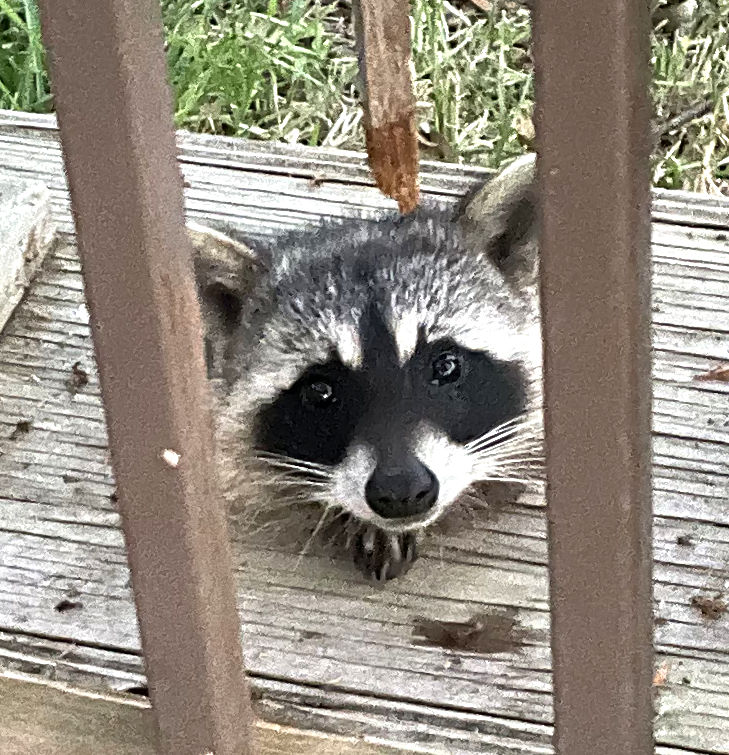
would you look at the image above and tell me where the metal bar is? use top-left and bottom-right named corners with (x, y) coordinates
top-left (36, 2), bottom-right (253, 753)
top-left (532, 1), bottom-right (654, 753)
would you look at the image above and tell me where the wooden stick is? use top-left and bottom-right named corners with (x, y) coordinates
top-left (353, 0), bottom-right (420, 213)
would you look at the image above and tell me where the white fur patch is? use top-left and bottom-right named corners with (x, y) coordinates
top-left (429, 310), bottom-right (539, 364)
top-left (335, 321), bottom-right (363, 369)
top-left (391, 309), bottom-right (420, 365)
top-left (329, 443), bottom-right (376, 519)
top-left (410, 422), bottom-right (475, 524)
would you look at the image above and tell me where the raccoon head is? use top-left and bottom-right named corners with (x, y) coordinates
top-left (189, 154), bottom-right (541, 556)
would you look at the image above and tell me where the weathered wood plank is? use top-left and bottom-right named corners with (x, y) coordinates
top-left (0, 634), bottom-right (708, 755)
top-left (0, 672), bottom-right (417, 755)
top-left (0, 117), bottom-right (727, 753)
top-left (2, 109), bottom-right (729, 230)
top-left (1, 108), bottom-right (728, 227)
top-left (0, 178), bottom-right (55, 335)
top-left (0, 672), bottom-right (158, 755)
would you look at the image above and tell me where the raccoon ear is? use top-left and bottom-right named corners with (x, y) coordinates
top-left (458, 153), bottom-right (538, 294)
top-left (186, 221), bottom-right (264, 377)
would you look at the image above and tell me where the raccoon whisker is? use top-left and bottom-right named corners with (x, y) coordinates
top-left (478, 414), bottom-right (526, 433)
top-left (486, 440), bottom-right (542, 452)
top-left (254, 458), bottom-right (333, 477)
top-left (250, 492), bottom-right (327, 507)
top-left (322, 511), bottom-right (351, 549)
top-left (471, 430), bottom-right (542, 448)
top-left (234, 503), bottom-right (312, 526)
top-left (498, 462), bottom-right (543, 474)
top-left (238, 516), bottom-right (302, 540)
top-left (473, 467), bottom-right (542, 480)
top-left (252, 460), bottom-right (331, 479)
top-left (295, 504), bottom-right (339, 568)
top-left (262, 477), bottom-right (330, 489)
top-left (472, 458), bottom-right (544, 477)
top-left (234, 499), bottom-right (327, 537)
top-left (471, 446), bottom-right (543, 464)
top-left (470, 416), bottom-right (541, 438)
top-left (482, 455), bottom-right (545, 468)
top-left (238, 489), bottom-right (326, 509)
top-left (478, 472), bottom-right (544, 484)
top-left (251, 471), bottom-right (329, 486)
top-left (479, 459), bottom-right (544, 472)
top-left (466, 420), bottom-right (542, 452)
top-left (254, 451), bottom-right (332, 471)
top-left (471, 444), bottom-right (544, 461)
top-left (253, 451), bottom-right (334, 474)
top-left (465, 416), bottom-right (532, 447)
top-left (474, 475), bottom-right (545, 486)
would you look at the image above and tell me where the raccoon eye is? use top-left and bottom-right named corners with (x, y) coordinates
top-left (301, 379), bottom-right (335, 408)
top-left (432, 351), bottom-right (461, 385)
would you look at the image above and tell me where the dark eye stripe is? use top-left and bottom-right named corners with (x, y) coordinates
top-left (254, 325), bottom-right (527, 468)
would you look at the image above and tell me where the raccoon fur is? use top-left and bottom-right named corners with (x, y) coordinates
top-left (187, 153), bottom-right (543, 582)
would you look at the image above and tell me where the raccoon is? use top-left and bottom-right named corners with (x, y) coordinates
top-left (187, 153), bottom-right (543, 582)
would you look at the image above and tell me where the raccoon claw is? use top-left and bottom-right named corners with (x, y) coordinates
top-left (352, 527), bottom-right (419, 582)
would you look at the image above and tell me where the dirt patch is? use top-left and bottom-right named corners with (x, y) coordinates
top-left (9, 420), bottom-right (31, 440)
top-left (66, 361), bottom-right (89, 395)
top-left (691, 594), bottom-right (727, 620)
top-left (412, 607), bottom-right (528, 655)
top-left (55, 598), bottom-right (83, 613)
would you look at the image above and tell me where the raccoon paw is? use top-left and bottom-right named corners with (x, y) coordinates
top-left (352, 527), bottom-right (418, 583)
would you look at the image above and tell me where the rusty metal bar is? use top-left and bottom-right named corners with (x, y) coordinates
top-left (36, 2), bottom-right (253, 753)
top-left (533, 1), bottom-right (654, 753)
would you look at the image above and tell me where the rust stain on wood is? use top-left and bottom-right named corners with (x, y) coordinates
top-left (693, 363), bottom-right (729, 382)
top-left (411, 608), bottom-right (528, 655)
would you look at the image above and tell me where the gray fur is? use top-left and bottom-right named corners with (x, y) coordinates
top-left (187, 152), bottom-right (543, 581)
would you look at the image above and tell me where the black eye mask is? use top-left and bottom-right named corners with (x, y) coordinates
top-left (253, 304), bottom-right (527, 467)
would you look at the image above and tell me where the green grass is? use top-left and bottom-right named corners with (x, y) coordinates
top-left (1, 0), bottom-right (727, 191)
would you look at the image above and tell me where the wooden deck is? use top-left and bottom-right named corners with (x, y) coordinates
top-left (0, 109), bottom-right (728, 754)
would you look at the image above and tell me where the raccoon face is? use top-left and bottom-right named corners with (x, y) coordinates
top-left (251, 310), bottom-right (531, 532)
top-left (189, 153), bottom-right (541, 558)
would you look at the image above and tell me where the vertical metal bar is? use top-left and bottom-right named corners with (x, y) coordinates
top-left (36, 2), bottom-right (253, 753)
top-left (532, 1), bottom-right (654, 754)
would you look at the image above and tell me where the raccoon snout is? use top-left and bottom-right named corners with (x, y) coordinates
top-left (364, 456), bottom-right (439, 520)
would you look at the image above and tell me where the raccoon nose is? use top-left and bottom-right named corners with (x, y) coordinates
top-left (365, 456), bottom-right (439, 519)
